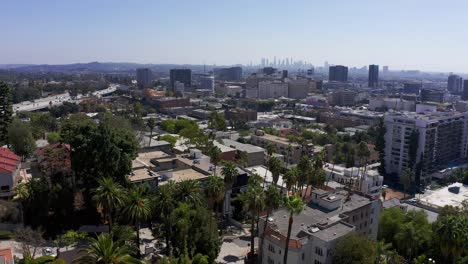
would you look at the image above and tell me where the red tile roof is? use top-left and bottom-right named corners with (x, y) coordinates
top-left (0, 247), bottom-right (14, 263)
top-left (0, 148), bottom-right (20, 173)
top-left (264, 227), bottom-right (303, 250)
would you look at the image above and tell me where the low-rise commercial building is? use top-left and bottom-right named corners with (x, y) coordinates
top-left (221, 139), bottom-right (265, 167)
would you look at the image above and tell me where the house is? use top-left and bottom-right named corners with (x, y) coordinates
top-left (0, 148), bottom-right (21, 198)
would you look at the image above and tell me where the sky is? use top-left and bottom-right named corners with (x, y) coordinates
top-left (2, 0), bottom-right (468, 73)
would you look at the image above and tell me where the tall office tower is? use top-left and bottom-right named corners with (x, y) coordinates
top-left (266, 59), bottom-right (269, 66)
top-left (384, 111), bottom-right (466, 186)
top-left (383, 66), bottom-right (389, 75)
top-left (199, 75), bottom-right (215, 92)
top-left (324, 61), bottom-right (329, 69)
top-left (170, 69), bottom-right (192, 89)
top-left (329, 65), bottom-right (348, 82)
top-left (274, 56), bottom-right (277, 66)
top-left (214, 66), bottom-right (242, 81)
top-left (463, 80), bottom-right (468, 100)
top-left (448, 74), bottom-right (463, 93)
top-left (286, 58), bottom-right (289, 66)
top-left (136, 68), bottom-right (152, 89)
top-left (368, 64), bottom-right (379, 87)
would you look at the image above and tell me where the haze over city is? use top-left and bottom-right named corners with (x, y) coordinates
top-left (3, 0), bottom-right (468, 73)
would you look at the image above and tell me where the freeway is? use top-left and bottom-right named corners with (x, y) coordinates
top-left (13, 84), bottom-right (118, 113)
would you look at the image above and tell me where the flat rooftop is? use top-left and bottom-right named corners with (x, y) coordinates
top-left (221, 139), bottom-right (265, 153)
top-left (213, 141), bottom-right (236, 153)
top-left (133, 151), bottom-right (171, 168)
top-left (420, 182), bottom-right (468, 208)
top-left (255, 133), bottom-right (299, 147)
top-left (267, 192), bottom-right (371, 240)
top-left (157, 168), bottom-right (208, 183)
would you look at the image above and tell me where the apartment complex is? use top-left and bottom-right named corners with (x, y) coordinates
top-left (384, 111), bottom-right (466, 185)
top-left (260, 190), bottom-right (380, 264)
top-left (221, 139), bottom-right (265, 167)
top-left (251, 130), bottom-right (301, 164)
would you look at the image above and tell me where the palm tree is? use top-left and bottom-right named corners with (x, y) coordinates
top-left (73, 233), bottom-right (140, 264)
top-left (259, 185), bottom-right (282, 263)
top-left (221, 161), bottom-right (238, 218)
top-left (146, 118), bottom-right (156, 147)
top-left (170, 202), bottom-right (194, 256)
top-left (93, 177), bottom-right (125, 230)
top-left (283, 194), bottom-right (305, 264)
top-left (268, 156), bottom-right (282, 186)
top-left (122, 185), bottom-right (152, 258)
top-left (266, 143), bottom-right (275, 157)
top-left (401, 168), bottom-right (413, 199)
top-left (283, 166), bottom-right (298, 193)
top-left (153, 182), bottom-right (176, 254)
top-left (204, 175), bottom-right (225, 234)
top-left (236, 175), bottom-right (265, 261)
top-left (208, 145), bottom-right (222, 174)
top-left (176, 179), bottom-right (202, 207)
top-left (381, 188), bottom-right (387, 201)
top-left (356, 141), bottom-right (371, 188)
top-left (297, 156), bottom-right (312, 195)
top-left (434, 215), bottom-right (468, 264)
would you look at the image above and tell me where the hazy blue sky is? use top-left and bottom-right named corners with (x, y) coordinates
top-left (2, 0), bottom-right (468, 72)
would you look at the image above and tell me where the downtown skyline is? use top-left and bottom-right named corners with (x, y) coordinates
top-left (2, 0), bottom-right (468, 73)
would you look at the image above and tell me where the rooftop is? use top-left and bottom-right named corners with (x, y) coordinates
top-left (157, 168), bottom-right (208, 184)
top-left (221, 139), bottom-right (265, 153)
top-left (266, 191), bottom-right (371, 240)
top-left (420, 182), bottom-right (468, 208)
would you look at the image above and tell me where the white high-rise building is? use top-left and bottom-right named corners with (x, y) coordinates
top-left (258, 81), bottom-right (288, 99)
top-left (384, 111), bottom-right (467, 186)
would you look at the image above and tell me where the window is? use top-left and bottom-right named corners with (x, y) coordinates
top-left (302, 253), bottom-right (305, 260)
top-left (314, 260), bottom-right (322, 264)
top-left (0, 185), bottom-right (9, 191)
top-left (315, 247), bottom-right (323, 256)
top-left (268, 244), bottom-right (275, 253)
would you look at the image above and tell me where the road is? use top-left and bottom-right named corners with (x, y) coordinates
top-left (13, 84), bottom-right (119, 113)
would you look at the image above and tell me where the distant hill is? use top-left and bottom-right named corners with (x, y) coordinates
top-left (4, 62), bottom-right (226, 73)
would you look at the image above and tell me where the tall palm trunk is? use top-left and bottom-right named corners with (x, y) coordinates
top-left (250, 214), bottom-right (255, 260)
top-left (283, 214), bottom-right (293, 264)
top-left (259, 209), bottom-right (271, 264)
top-left (135, 221), bottom-right (141, 259)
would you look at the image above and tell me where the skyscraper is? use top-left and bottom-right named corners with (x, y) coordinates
top-left (136, 68), bottom-right (152, 89)
top-left (329, 65), bottom-right (348, 82)
top-left (368, 64), bottom-right (379, 87)
top-left (383, 66), bottom-right (389, 75)
top-left (448, 74), bottom-right (463, 93)
top-left (170, 69), bottom-right (192, 89)
top-left (463, 80), bottom-right (468, 100)
top-left (214, 67), bottom-right (242, 81)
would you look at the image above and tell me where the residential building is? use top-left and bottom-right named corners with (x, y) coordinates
top-left (0, 148), bottom-right (21, 198)
top-left (152, 97), bottom-right (190, 112)
top-left (214, 67), bottom-right (242, 81)
top-left (420, 89), bottom-right (445, 103)
top-left (331, 89), bottom-right (357, 106)
top-left (221, 139), bottom-right (265, 167)
top-left (217, 85), bottom-right (243, 97)
top-left (329, 65), bottom-right (348, 82)
top-left (288, 78), bottom-right (310, 99)
top-left (136, 68), bottom-right (152, 89)
top-left (447, 74), bottom-right (463, 93)
top-left (258, 81), bottom-right (288, 99)
top-left (251, 130), bottom-right (301, 164)
top-left (225, 108), bottom-right (257, 122)
top-left (170, 69), bottom-right (192, 89)
top-left (368, 98), bottom-right (415, 111)
top-left (368, 64), bottom-right (379, 87)
top-left (384, 111), bottom-right (466, 186)
top-left (324, 163), bottom-right (384, 198)
top-left (260, 190), bottom-right (380, 264)
top-left (403, 82), bottom-right (422, 95)
top-left (199, 75), bottom-right (215, 92)
top-left (213, 141), bottom-right (236, 162)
